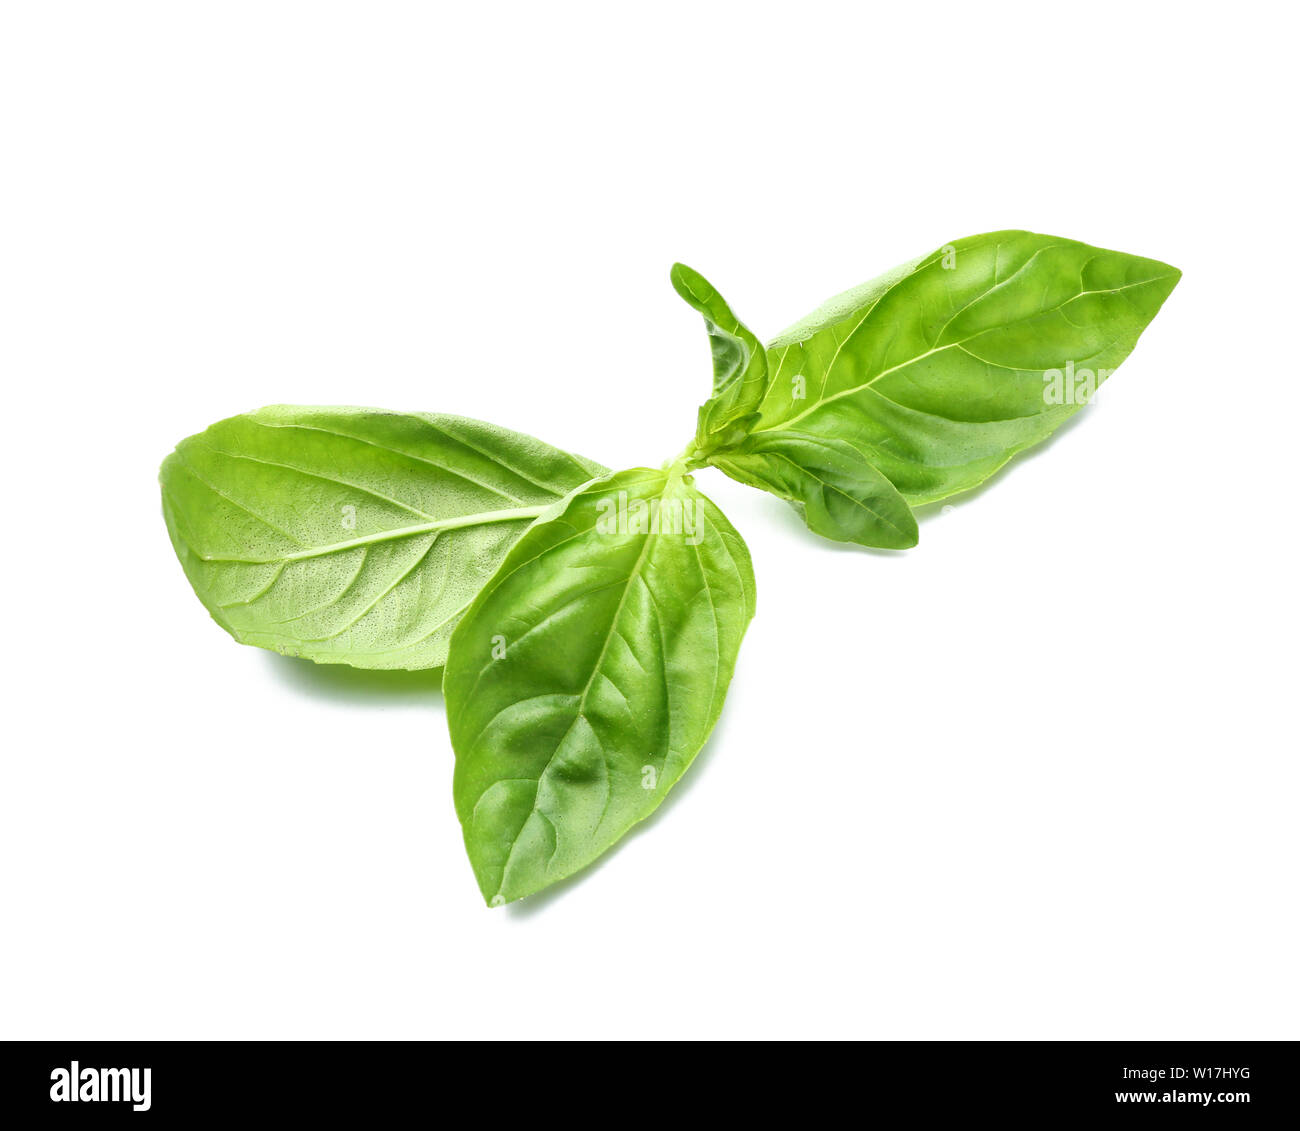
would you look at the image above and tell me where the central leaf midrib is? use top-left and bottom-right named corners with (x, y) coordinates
top-left (754, 274), bottom-right (1173, 435)
top-left (198, 503), bottom-right (550, 563)
top-left (494, 476), bottom-right (674, 899)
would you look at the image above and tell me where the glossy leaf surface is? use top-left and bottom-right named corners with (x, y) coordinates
top-left (747, 230), bottom-right (1181, 505)
top-left (445, 468), bottom-right (755, 904)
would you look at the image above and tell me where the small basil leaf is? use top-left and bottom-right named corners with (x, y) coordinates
top-left (160, 405), bottom-right (606, 670)
top-left (444, 467), bottom-right (756, 905)
top-left (671, 263), bottom-right (768, 452)
top-left (756, 231), bottom-right (1180, 503)
top-left (712, 431), bottom-right (918, 549)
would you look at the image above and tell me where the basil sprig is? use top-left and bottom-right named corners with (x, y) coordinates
top-left (162, 231), bottom-right (1179, 903)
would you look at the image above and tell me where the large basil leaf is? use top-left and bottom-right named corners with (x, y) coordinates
top-left (444, 467), bottom-right (756, 905)
top-left (738, 230), bottom-right (1180, 505)
top-left (712, 430), bottom-right (917, 549)
top-left (160, 406), bottom-right (605, 670)
top-left (672, 263), bottom-right (768, 452)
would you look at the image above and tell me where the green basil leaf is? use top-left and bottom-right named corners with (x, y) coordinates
top-left (671, 263), bottom-right (768, 452)
top-left (160, 405), bottom-right (606, 670)
top-left (712, 430), bottom-right (918, 549)
top-left (746, 230), bottom-right (1181, 504)
top-left (444, 467), bottom-right (756, 905)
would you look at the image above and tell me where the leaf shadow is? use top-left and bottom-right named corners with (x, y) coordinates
top-left (262, 652), bottom-right (445, 708)
top-left (261, 647), bottom-right (733, 915)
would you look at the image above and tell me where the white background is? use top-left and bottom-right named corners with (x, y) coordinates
top-left (2, 2), bottom-right (1295, 1040)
